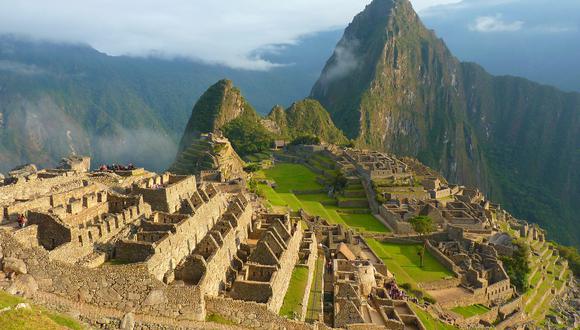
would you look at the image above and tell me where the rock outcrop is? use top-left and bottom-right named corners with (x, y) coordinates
top-left (170, 133), bottom-right (245, 181)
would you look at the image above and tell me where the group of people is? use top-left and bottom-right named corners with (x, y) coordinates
top-left (385, 281), bottom-right (407, 300)
top-left (98, 163), bottom-right (136, 172)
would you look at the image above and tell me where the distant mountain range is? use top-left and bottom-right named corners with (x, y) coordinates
top-left (311, 0), bottom-right (580, 246)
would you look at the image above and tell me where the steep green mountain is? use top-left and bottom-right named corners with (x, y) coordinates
top-left (311, 0), bottom-right (580, 246)
top-left (176, 79), bottom-right (259, 153)
top-left (265, 99), bottom-right (348, 143)
top-left (175, 79), bottom-right (274, 160)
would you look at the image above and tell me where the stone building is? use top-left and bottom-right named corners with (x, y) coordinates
top-left (29, 184), bottom-right (151, 262)
top-left (228, 213), bottom-right (303, 312)
top-left (432, 227), bottom-right (514, 306)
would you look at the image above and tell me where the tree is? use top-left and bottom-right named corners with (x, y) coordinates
top-left (409, 216), bottom-right (434, 268)
top-left (332, 172), bottom-right (347, 194)
top-left (290, 134), bottom-right (320, 146)
top-left (500, 240), bottom-right (531, 293)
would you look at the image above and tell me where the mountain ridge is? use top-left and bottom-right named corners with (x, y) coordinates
top-left (311, 0), bottom-right (580, 245)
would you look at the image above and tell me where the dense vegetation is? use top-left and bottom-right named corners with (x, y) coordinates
top-left (311, 0), bottom-right (580, 247)
top-left (553, 244), bottom-right (580, 277)
top-left (266, 99), bottom-right (348, 144)
top-left (222, 115), bottom-right (274, 156)
top-left (500, 240), bottom-right (531, 293)
top-left (290, 134), bottom-right (321, 146)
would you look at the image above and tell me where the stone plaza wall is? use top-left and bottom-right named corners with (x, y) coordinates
top-left (337, 199), bottom-right (369, 208)
top-left (378, 206), bottom-right (413, 234)
top-left (455, 307), bottom-right (498, 329)
top-left (424, 240), bottom-right (462, 276)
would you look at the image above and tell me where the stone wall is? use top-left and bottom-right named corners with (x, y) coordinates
top-left (0, 231), bottom-right (207, 321)
top-left (12, 224), bottom-right (40, 248)
top-left (133, 175), bottom-right (196, 213)
top-left (424, 240), bottom-right (462, 276)
top-left (419, 277), bottom-right (461, 291)
top-left (485, 278), bottom-right (512, 303)
top-left (378, 206), bottom-right (413, 234)
top-left (495, 310), bottom-right (525, 330)
top-left (196, 202), bottom-right (253, 296)
top-left (29, 211), bottom-right (71, 250)
top-left (299, 233), bottom-right (318, 321)
top-left (455, 307), bottom-right (498, 328)
top-left (337, 199), bottom-right (369, 208)
top-left (144, 192), bottom-right (229, 281)
top-left (267, 223), bottom-right (304, 312)
top-left (205, 296), bottom-right (314, 330)
top-left (498, 295), bottom-right (522, 319)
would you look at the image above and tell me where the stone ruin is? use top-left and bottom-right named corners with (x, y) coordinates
top-left (227, 213), bottom-right (303, 312)
top-left (0, 155), bottom-right (316, 329)
top-left (0, 144), bottom-right (572, 330)
top-left (434, 227), bottom-right (514, 305)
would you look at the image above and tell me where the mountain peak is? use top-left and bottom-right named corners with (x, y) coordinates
top-left (176, 79), bottom-right (256, 153)
top-left (310, 0), bottom-right (580, 246)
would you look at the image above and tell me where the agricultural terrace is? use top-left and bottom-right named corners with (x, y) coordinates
top-left (367, 239), bottom-right (455, 286)
top-left (451, 304), bottom-right (490, 318)
top-left (523, 239), bottom-right (570, 324)
top-left (255, 160), bottom-right (389, 234)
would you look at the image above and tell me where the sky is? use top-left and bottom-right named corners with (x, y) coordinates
top-left (0, 0), bottom-right (460, 70)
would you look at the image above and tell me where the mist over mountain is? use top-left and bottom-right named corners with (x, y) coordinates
top-left (0, 31), bottom-right (341, 172)
top-left (420, 0), bottom-right (580, 92)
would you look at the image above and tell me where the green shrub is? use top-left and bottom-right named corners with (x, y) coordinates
top-left (500, 239), bottom-right (531, 293)
top-left (423, 296), bottom-right (437, 304)
top-left (411, 289), bottom-right (424, 298)
top-left (399, 283), bottom-right (412, 291)
top-left (243, 163), bottom-right (261, 173)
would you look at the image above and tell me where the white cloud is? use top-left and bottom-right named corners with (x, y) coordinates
top-left (469, 14), bottom-right (523, 32)
top-left (0, 0), bottom-right (466, 70)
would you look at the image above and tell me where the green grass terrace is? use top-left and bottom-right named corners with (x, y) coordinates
top-left (451, 304), bottom-right (491, 318)
top-left (255, 162), bottom-right (390, 234)
top-left (279, 265), bottom-right (310, 318)
top-left (367, 239), bottom-right (455, 287)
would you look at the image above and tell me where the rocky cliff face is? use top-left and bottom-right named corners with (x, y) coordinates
top-left (311, 0), bottom-right (580, 245)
